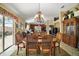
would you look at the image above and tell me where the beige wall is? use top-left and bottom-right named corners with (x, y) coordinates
top-left (45, 11), bottom-right (66, 34)
top-left (45, 19), bottom-right (54, 34)
top-left (53, 20), bottom-right (60, 28)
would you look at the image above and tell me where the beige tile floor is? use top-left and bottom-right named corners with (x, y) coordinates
top-left (0, 38), bottom-right (3, 53)
top-left (11, 47), bottom-right (70, 56)
top-left (0, 42), bottom-right (79, 56)
top-left (0, 35), bottom-right (13, 53)
top-left (61, 42), bottom-right (79, 56)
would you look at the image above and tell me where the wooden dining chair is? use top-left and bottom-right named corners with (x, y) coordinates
top-left (26, 35), bottom-right (38, 55)
top-left (41, 35), bottom-right (53, 55)
top-left (15, 32), bottom-right (26, 55)
top-left (55, 32), bottom-right (63, 53)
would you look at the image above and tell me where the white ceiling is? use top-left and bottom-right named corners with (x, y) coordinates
top-left (4, 3), bottom-right (78, 22)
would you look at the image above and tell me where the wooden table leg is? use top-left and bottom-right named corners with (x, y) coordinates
top-left (17, 45), bottom-right (19, 55)
top-left (26, 48), bottom-right (27, 56)
top-left (37, 45), bottom-right (40, 55)
top-left (26, 36), bottom-right (28, 56)
top-left (58, 42), bottom-right (61, 53)
top-left (53, 42), bottom-right (56, 56)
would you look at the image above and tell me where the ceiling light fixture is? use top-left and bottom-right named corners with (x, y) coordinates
top-left (61, 5), bottom-right (64, 8)
top-left (34, 3), bottom-right (45, 24)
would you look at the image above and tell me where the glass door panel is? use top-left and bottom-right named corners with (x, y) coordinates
top-left (4, 16), bottom-right (14, 49)
top-left (0, 14), bottom-right (3, 53)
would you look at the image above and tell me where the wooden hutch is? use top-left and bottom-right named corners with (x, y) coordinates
top-left (63, 17), bottom-right (79, 48)
top-left (30, 24), bottom-right (46, 32)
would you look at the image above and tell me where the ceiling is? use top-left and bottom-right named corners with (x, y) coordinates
top-left (4, 3), bottom-right (78, 23)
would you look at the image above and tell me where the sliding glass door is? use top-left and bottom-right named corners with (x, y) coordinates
top-left (0, 13), bottom-right (15, 53)
top-left (0, 15), bottom-right (3, 53)
top-left (4, 16), bottom-right (14, 49)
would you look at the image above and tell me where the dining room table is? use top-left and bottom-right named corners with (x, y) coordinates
top-left (25, 33), bottom-right (57, 56)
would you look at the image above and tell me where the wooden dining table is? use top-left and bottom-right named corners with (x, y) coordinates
top-left (25, 34), bottom-right (56, 56)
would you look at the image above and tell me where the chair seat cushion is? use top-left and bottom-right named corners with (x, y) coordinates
top-left (28, 49), bottom-right (37, 51)
top-left (19, 43), bottom-right (25, 48)
top-left (42, 49), bottom-right (50, 52)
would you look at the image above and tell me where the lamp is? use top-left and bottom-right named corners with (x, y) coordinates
top-left (34, 3), bottom-right (45, 24)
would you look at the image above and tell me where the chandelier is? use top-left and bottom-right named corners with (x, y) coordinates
top-left (34, 3), bottom-right (45, 24)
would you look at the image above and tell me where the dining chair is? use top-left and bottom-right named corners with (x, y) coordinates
top-left (26, 34), bottom-right (38, 55)
top-left (15, 32), bottom-right (26, 55)
top-left (41, 35), bottom-right (53, 55)
top-left (55, 32), bottom-right (63, 53)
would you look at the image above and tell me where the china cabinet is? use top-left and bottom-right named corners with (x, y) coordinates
top-left (63, 17), bottom-right (79, 48)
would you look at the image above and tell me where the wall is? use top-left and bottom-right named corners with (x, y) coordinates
top-left (45, 19), bottom-right (54, 34)
top-left (53, 19), bottom-right (60, 29)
